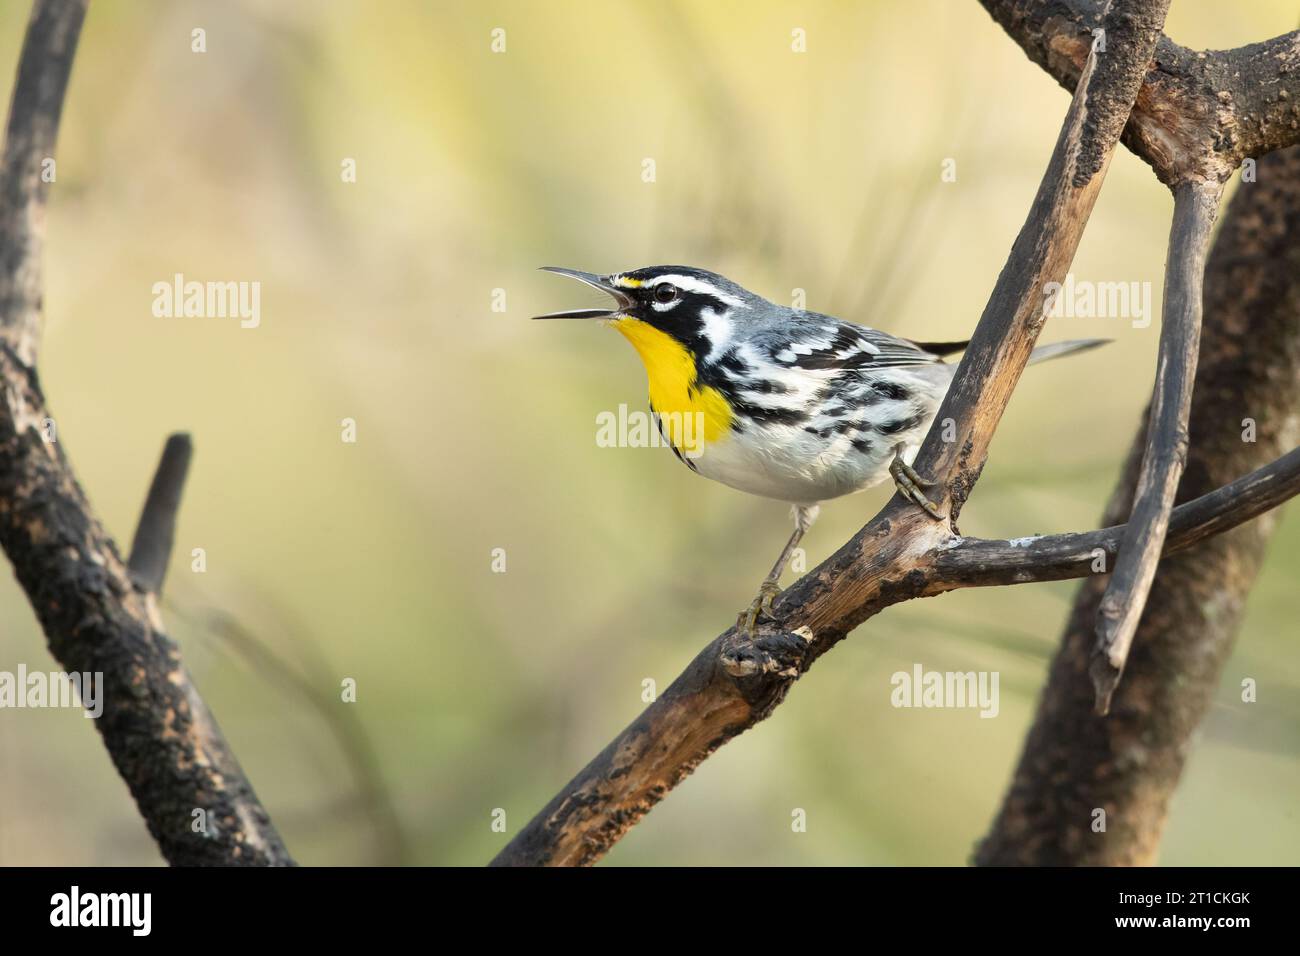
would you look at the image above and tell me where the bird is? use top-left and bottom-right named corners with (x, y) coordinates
top-left (534, 265), bottom-right (1105, 635)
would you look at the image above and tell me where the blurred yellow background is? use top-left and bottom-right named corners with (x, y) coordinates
top-left (0, 0), bottom-right (1296, 865)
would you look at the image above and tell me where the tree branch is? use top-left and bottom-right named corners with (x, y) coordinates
top-left (916, 0), bottom-right (1169, 525)
top-left (492, 0), bottom-right (1171, 866)
top-left (492, 450), bottom-right (1300, 866)
top-left (0, 0), bottom-right (85, 362)
top-left (494, 421), bottom-right (1300, 869)
top-left (128, 432), bottom-right (192, 595)
top-left (978, 144), bottom-right (1300, 865)
top-left (1091, 179), bottom-right (1222, 713)
top-left (0, 0), bottom-right (292, 865)
top-left (932, 446), bottom-right (1300, 587)
top-left (978, 0), bottom-right (1300, 185)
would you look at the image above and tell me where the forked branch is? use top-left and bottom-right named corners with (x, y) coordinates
top-left (977, 144), bottom-right (1300, 866)
top-left (493, 0), bottom-right (1174, 866)
top-left (0, 0), bottom-right (292, 865)
top-left (934, 447), bottom-right (1300, 588)
top-left (979, 0), bottom-right (1300, 184)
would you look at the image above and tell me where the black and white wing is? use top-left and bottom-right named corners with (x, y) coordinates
top-left (761, 314), bottom-right (965, 371)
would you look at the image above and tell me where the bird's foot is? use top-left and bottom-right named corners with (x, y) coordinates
top-left (889, 455), bottom-right (946, 520)
top-left (737, 581), bottom-right (783, 637)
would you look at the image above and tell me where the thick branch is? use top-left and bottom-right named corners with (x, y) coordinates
top-left (1091, 179), bottom-right (1221, 713)
top-left (978, 144), bottom-right (1300, 866)
top-left (492, 0), bottom-right (1169, 866)
top-left (0, 0), bottom-right (292, 865)
top-left (979, 0), bottom-right (1300, 184)
top-left (128, 432), bottom-right (192, 595)
top-left (915, 0), bottom-right (1169, 524)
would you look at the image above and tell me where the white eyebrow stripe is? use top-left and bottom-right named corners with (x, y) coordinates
top-left (649, 274), bottom-right (746, 308)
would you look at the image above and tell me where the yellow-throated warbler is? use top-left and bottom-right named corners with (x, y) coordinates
top-left (535, 265), bottom-right (1105, 634)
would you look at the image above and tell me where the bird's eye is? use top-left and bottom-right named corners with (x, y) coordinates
top-left (654, 283), bottom-right (679, 304)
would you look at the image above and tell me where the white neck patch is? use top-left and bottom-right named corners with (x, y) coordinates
top-left (699, 307), bottom-right (734, 362)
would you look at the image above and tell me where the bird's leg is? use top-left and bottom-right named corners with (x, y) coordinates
top-left (889, 445), bottom-right (946, 520)
top-left (738, 505), bottom-right (819, 636)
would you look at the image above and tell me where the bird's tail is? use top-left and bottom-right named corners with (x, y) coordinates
top-left (1027, 338), bottom-right (1110, 365)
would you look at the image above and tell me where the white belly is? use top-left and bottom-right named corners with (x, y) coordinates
top-left (669, 362), bottom-right (949, 505)
top-left (687, 418), bottom-right (920, 504)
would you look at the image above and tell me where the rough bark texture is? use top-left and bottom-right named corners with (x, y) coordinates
top-left (0, 363), bottom-right (293, 865)
top-left (1069, 0), bottom-right (1171, 186)
top-left (976, 145), bottom-right (1300, 866)
top-left (980, 0), bottom-right (1300, 185)
top-left (0, 0), bottom-right (293, 865)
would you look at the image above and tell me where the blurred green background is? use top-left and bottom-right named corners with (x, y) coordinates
top-left (0, 0), bottom-right (1296, 866)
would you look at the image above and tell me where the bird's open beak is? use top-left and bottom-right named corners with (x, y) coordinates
top-left (532, 266), bottom-right (632, 319)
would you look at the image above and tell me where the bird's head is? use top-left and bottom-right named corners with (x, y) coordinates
top-left (533, 265), bottom-right (757, 358)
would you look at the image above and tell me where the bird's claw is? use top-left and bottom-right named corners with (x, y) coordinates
top-left (737, 581), bottom-right (783, 637)
top-left (889, 455), bottom-right (946, 520)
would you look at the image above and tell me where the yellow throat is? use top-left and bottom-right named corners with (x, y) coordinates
top-left (612, 317), bottom-right (732, 448)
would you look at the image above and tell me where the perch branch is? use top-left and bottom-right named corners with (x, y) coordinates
top-left (913, 0), bottom-right (1169, 525)
top-left (493, 439), bottom-right (1298, 867)
top-left (1091, 179), bottom-right (1222, 713)
top-left (492, 0), bottom-right (1171, 866)
top-left (0, 0), bottom-right (292, 865)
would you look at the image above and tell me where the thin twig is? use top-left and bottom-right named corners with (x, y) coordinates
top-left (128, 432), bottom-right (193, 595)
top-left (1092, 180), bottom-right (1223, 714)
top-left (933, 446), bottom-right (1300, 587)
top-left (191, 606), bottom-right (410, 866)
